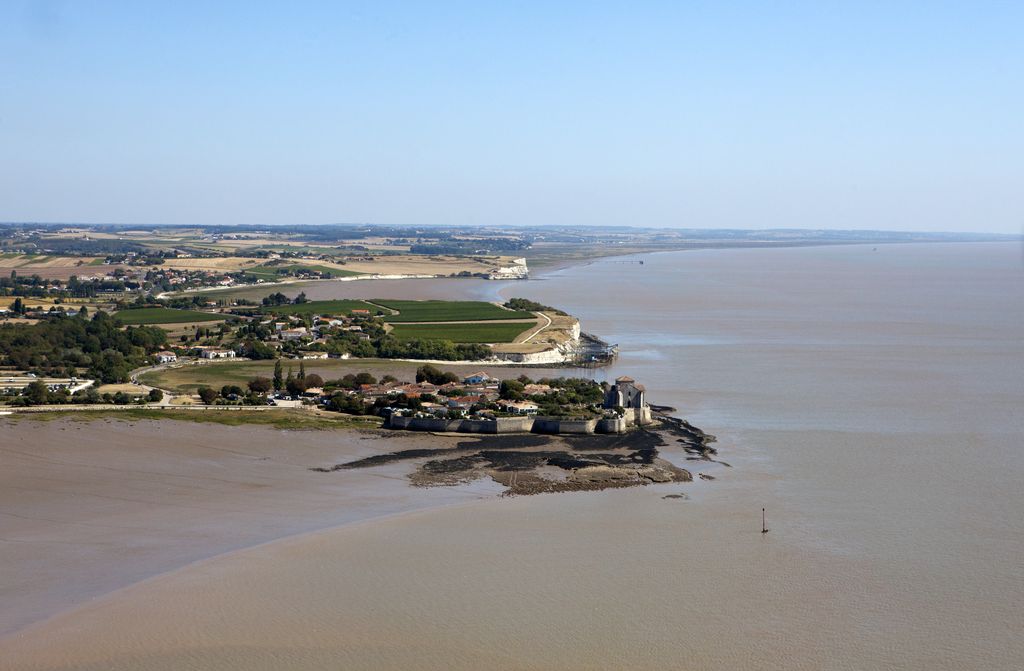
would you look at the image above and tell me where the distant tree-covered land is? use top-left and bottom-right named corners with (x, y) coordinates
top-left (0, 312), bottom-right (166, 382)
top-left (503, 298), bottom-right (567, 315)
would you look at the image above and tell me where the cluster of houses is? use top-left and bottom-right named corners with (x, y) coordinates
top-left (149, 312), bottom-right (373, 365)
top-left (151, 346), bottom-right (235, 363)
top-left (382, 374), bottom-right (654, 435)
top-left (342, 371), bottom-right (545, 416)
top-left (263, 313), bottom-right (371, 345)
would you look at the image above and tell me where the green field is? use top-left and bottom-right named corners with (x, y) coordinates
top-left (115, 307), bottom-right (228, 325)
top-left (139, 358), bottom-right (440, 393)
top-left (242, 263), bottom-right (361, 281)
top-left (372, 299), bottom-right (532, 322)
top-left (388, 321), bottom-right (529, 343)
top-left (259, 299), bottom-right (379, 316)
top-left (137, 358), bottom-right (541, 395)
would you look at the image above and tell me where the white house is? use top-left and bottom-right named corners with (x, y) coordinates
top-left (155, 351), bottom-right (177, 364)
top-left (500, 400), bottom-right (539, 415)
top-left (280, 327), bottom-right (308, 341)
top-left (298, 350), bottom-right (328, 359)
top-left (462, 371), bottom-right (493, 385)
top-left (201, 349), bottom-right (236, 359)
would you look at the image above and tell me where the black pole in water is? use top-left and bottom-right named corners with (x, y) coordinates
top-left (762, 507), bottom-right (768, 534)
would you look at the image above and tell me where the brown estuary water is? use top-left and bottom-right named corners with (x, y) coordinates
top-left (4, 242), bottom-right (1022, 670)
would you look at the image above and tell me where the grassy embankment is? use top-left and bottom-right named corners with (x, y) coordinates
top-left (114, 307), bottom-right (229, 325)
top-left (5, 407), bottom-right (382, 430)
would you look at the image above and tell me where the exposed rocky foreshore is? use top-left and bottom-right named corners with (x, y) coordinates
top-left (313, 414), bottom-right (716, 495)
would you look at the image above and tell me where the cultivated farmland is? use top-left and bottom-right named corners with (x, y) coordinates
top-left (114, 308), bottom-right (228, 325)
top-left (388, 322), bottom-right (530, 343)
top-left (372, 299), bottom-right (532, 322)
top-left (258, 300), bottom-right (379, 316)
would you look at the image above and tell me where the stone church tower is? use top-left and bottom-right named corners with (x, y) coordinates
top-left (603, 376), bottom-right (652, 425)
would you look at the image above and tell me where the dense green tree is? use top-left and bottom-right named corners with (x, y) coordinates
top-left (328, 393), bottom-right (367, 415)
top-left (415, 364), bottom-right (458, 385)
top-left (248, 376), bottom-right (272, 393)
top-left (285, 376), bottom-right (306, 397)
top-left (23, 379), bottom-right (49, 405)
top-left (239, 339), bottom-right (275, 360)
top-left (353, 372), bottom-right (376, 386)
top-left (499, 379), bottom-right (525, 400)
top-left (273, 359), bottom-right (283, 391)
top-left (197, 387), bottom-right (218, 404)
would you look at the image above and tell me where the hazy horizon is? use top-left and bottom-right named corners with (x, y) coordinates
top-left (2, 2), bottom-right (1021, 233)
top-left (1, 220), bottom-right (1020, 238)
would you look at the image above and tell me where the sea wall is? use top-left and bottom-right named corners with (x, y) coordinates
top-left (532, 417), bottom-right (598, 434)
top-left (622, 406), bottom-right (654, 426)
top-left (385, 415), bottom-right (535, 434)
top-left (386, 414), bottom-right (630, 435)
top-left (596, 416), bottom-right (628, 433)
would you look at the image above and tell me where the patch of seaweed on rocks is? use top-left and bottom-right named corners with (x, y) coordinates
top-left (313, 416), bottom-right (717, 496)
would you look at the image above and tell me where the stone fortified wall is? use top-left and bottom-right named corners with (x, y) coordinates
top-left (386, 414), bottom-right (633, 435)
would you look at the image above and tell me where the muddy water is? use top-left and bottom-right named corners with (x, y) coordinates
top-left (5, 242), bottom-right (1023, 670)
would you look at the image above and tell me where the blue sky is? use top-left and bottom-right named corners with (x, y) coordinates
top-left (2, 1), bottom-right (1021, 232)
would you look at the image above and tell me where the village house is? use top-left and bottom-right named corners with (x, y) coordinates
top-left (200, 349), bottom-right (236, 359)
top-left (447, 395), bottom-right (484, 410)
top-left (499, 400), bottom-right (539, 415)
top-left (462, 371), bottom-right (493, 385)
top-left (280, 327), bottom-right (308, 341)
top-left (154, 351), bottom-right (178, 364)
top-left (298, 351), bottom-right (329, 359)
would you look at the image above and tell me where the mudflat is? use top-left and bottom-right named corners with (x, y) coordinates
top-left (0, 416), bottom-right (503, 638)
